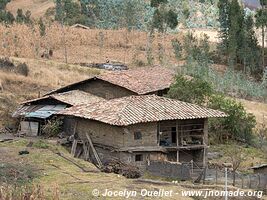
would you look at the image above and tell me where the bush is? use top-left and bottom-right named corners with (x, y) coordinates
top-left (208, 95), bottom-right (256, 144)
top-left (16, 63), bottom-right (29, 76)
top-left (0, 57), bottom-right (15, 70)
top-left (42, 119), bottom-right (63, 137)
top-left (167, 75), bottom-right (214, 105)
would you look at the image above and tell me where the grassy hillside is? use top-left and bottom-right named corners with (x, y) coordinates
top-left (0, 138), bottom-right (192, 200)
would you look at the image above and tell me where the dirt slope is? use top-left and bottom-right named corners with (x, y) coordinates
top-left (6, 0), bottom-right (54, 18)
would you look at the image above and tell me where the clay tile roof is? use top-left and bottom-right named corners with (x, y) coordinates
top-left (22, 90), bottom-right (104, 106)
top-left (59, 95), bottom-right (227, 126)
top-left (98, 66), bottom-right (176, 94)
top-left (46, 66), bottom-right (177, 95)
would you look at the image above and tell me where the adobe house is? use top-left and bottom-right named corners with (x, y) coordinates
top-left (59, 95), bottom-right (227, 171)
top-left (13, 67), bottom-right (176, 135)
top-left (13, 67), bottom-right (176, 136)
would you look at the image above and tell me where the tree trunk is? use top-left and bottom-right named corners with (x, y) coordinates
top-left (262, 25), bottom-right (265, 70)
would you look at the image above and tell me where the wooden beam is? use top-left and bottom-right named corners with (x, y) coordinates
top-left (71, 139), bottom-right (78, 157)
top-left (85, 133), bottom-right (103, 168)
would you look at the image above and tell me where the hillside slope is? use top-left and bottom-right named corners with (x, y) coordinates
top-left (0, 138), bottom-right (193, 200)
top-left (6, 0), bottom-right (54, 18)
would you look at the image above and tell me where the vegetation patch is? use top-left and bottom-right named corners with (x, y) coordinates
top-left (0, 162), bottom-right (37, 185)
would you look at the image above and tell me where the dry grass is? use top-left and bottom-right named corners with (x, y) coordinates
top-left (237, 98), bottom-right (267, 126)
top-left (6, 0), bottom-right (54, 19)
top-left (0, 23), bottom-right (182, 66)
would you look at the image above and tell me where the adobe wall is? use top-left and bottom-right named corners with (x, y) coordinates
top-left (76, 119), bottom-right (125, 148)
top-left (74, 79), bottom-right (136, 99)
top-left (124, 122), bottom-right (158, 147)
top-left (76, 119), bottom-right (159, 148)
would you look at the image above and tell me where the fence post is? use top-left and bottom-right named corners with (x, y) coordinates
top-left (249, 175), bottom-right (252, 188)
top-left (216, 167), bottom-right (218, 185)
top-left (258, 174), bottom-right (261, 189)
top-left (225, 168), bottom-right (228, 200)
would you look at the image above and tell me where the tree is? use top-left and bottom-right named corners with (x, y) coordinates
top-left (151, 0), bottom-right (178, 33)
top-left (218, 0), bottom-right (230, 53)
top-left (38, 18), bottom-right (46, 37)
top-left (168, 75), bottom-right (214, 105)
top-left (225, 144), bottom-right (246, 186)
top-left (208, 95), bottom-right (256, 144)
top-left (227, 0), bottom-right (244, 66)
top-left (0, 0), bottom-right (14, 24)
top-left (16, 9), bottom-right (32, 24)
top-left (255, 0), bottom-right (267, 71)
top-left (242, 15), bottom-right (261, 75)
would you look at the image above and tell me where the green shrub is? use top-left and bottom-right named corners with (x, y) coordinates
top-left (208, 94), bottom-right (256, 144)
top-left (32, 140), bottom-right (50, 149)
top-left (167, 75), bottom-right (214, 105)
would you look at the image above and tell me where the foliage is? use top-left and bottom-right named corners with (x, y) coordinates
top-left (208, 95), bottom-right (256, 144)
top-left (55, 0), bottom-right (86, 25)
top-left (255, 115), bottom-right (267, 149)
top-left (171, 38), bottom-right (182, 60)
top-left (42, 119), bottom-right (63, 137)
top-left (181, 33), bottom-right (267, 102)
top-left (16, 63), bottom-right (29, 76)
top-left (32, 139), bottom-right (50, 149)
top-left (217, 0), bottom-right (262, 77)
top-left (169, 33), bottom-right (260, 144)
top-left (38, 18), bottom-right (46, 37)
top-left (167, 74), bottom-right (257, 144)
top-left (16, 9), bottom-right (32, 24)
top-left (0, 0), bottom-right (14, 24)
top-left (151, 0), bottom-right (178, 33)
top-left (168, 75), bottom-right (214, 105)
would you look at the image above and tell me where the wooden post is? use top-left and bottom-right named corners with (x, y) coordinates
top-left (86, 133), bottom-right (103, 168)
top-left (258, 174), bottom-right (261, 189)
top-left (71, 139), bottom-right (77, 157)
top-left (216, 167), bottom-right (218, 185)
top-left (203, 119), bottom-right (208, 167)
top-left (176, 120), bottom-right (179, 163)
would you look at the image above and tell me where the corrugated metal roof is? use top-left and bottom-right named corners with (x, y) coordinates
top-left (12, 104), bottom-right (44, 118)
top-left (25, 105), bottom-right (66, 119)
top-left (59, 95), bottom-right (227, 126)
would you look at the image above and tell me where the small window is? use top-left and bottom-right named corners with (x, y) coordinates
top-left (134, 131), bottom-right (142, 140)
top-left (135, 154), bottom-right (143, 162)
